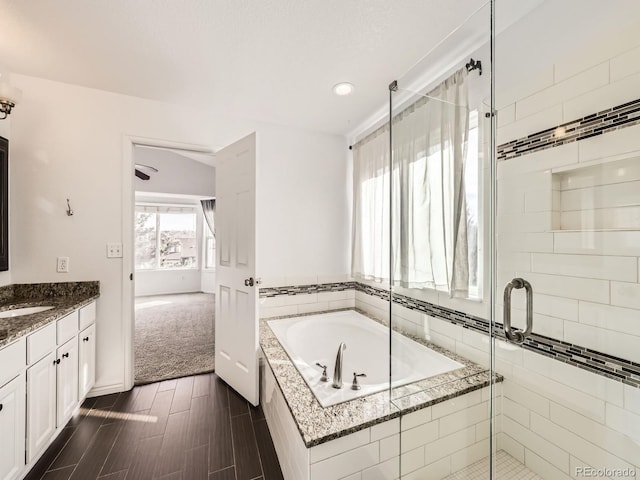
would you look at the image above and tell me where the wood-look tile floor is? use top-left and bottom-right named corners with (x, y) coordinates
top-left (24, 373), bottom-right (284, 480)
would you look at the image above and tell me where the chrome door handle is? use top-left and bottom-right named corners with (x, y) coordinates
top-left (244, 277), bottom-right (254, 287)
top-left (503, 278), bottom-right (533, 344)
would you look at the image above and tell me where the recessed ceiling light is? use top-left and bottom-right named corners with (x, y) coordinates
top-left (333, 82), bottom-right (354, 96)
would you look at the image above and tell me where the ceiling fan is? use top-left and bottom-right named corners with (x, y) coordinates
top-left (134, 163), bottom-right (159, 180)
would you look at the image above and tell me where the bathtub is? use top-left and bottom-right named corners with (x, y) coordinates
top-left (267, 310), bottom-right (463, 407)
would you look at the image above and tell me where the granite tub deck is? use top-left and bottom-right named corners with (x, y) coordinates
top-left (260, 308), bottom-right (502, 448)
top-left (0, 281), bottom-right (100, 346)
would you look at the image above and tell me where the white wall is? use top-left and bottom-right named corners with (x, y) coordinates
top-left (8, 74), bottom-right (349, 394)
top-left (256, 123), bottom-right (350, 283)
top-left (201, 270), bottom-right (215, 293)
top-left (134, 146), bottom-right (215, 197)
top-left (135, 269), bottom-right (203, 297)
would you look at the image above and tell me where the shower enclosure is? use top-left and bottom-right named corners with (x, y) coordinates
top-left (379, 1), bottom-right (640, 478)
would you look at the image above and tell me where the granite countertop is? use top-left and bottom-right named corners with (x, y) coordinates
top-left (260, 308), bottom-right (502, 448)
top-left (0, 282), bottom-right (100, 348)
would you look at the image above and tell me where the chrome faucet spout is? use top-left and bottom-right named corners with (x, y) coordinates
top-left (332, 343), bottom-right (347, 389)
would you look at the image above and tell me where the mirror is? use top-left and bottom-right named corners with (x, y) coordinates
top-left (0, 136), bottom-right (7, 271)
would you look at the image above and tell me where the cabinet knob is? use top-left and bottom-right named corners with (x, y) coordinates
top-left (62, 353), bottom-right (69, 359)
top-left (54, 359), bottom-right (60, 365)
top-left (0, 403), bottom-right (3, 412)
top-left (83, 337), bottom-right (89, 342)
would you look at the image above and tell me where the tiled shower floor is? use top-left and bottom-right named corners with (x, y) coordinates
top-left (443, 450), bottom-right (544, 480)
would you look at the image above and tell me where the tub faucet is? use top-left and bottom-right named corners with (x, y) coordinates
top-left (332, 343), bottom-right (347, 389)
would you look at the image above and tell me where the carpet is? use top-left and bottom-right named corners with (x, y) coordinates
top-left (134, 292), bottom-right (215, 385)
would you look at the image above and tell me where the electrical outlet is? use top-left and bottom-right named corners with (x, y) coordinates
top-left (57, 257), bottom-right (69, 273)
top-left (107, 243), bottom-right (123, 258)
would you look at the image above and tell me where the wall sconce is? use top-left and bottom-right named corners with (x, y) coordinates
top-left (0, 81), bottom-right (22, 120)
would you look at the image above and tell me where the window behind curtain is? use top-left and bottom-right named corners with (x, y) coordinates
top-left (351, 70), bottom-right (481, 298)
top-left (135, 206), bottom-right (198, 270)
top-left (204, 226), bottom-right (216, 269)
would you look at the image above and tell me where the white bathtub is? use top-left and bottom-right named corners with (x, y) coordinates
top-left (267, 310), bottom-right (463, 407)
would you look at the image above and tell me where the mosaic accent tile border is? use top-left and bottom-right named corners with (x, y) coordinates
top-left (260, 281), bottom-right (640, 388)
top-left (497, 97), bottom-right (640, 161)
top-left (259, 282), bottom-right (357, 297)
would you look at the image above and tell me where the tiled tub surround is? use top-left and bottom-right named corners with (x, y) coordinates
top-left (0, 281), bottom-right (100, 346)
top-left (260, 310), bottom-right (500, 480)
top-left (259, 278), bottom-right (356, 319)
top-left (267, 310), bottom-right (463, 407)
top-left (261, 281), bottom-right (640, 389)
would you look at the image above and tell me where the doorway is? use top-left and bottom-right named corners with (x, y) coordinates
top-left (123, 139), bottom-right (216, 387)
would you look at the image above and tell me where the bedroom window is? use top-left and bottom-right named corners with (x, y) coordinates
top-left (135, 208), bottom-right (198, 270)
top-left (204, 226), bottom-right (216, 269)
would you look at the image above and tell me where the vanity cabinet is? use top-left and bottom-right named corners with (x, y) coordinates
top-left (24, 305), bottom-right (93, 465)
top-left (0, 374), bottom-right (26, 480)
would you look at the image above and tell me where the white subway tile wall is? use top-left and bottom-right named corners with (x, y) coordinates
top-left (493, 32), bottom-right (640, 479)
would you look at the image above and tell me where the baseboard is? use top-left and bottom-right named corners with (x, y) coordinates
top-left (134, 290), bottom-right (203, 297)
top-left (87, 382), bottom-right (127, 397)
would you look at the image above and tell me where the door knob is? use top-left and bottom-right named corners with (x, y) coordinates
top-left (244, 277), bottom-right (254, 287)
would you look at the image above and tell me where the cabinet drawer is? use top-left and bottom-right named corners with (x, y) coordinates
top-left (27, 322), bottom-right (56, 365)
top-left (0, 337), bottom-right (26, 387)
top-left (57, 311), bottom-right (79, 345)
top-left (78, 302), bottom-right (96, 331)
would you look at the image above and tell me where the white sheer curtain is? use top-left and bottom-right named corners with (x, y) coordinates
top-left (351, 126), bottom-right (390, 283)
top-left (352, 68), bottom-right (471, 297)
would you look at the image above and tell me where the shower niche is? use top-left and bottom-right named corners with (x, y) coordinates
top-left (552, 156), bottom-right (640, 231)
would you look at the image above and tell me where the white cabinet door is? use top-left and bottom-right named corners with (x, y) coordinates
top-left (56, 338), bottom-right (78, 428)
top-left (78, 324), bottom-right (95, 400)
top-left (0, 374), bottom-right (25, 480)
top-left (26, 352), bottom-right (57, 462)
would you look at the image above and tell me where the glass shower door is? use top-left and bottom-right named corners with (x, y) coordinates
top-left (492, 1), bottom-right (640, 478)
top-left (389, 3), bottom-right (497, 478)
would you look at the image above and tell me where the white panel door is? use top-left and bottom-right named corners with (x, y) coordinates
top-left (0, 374), bottom-right (25, 480)
top-left (27, 352), bottom-right (56, 462)
top-left (56, 338), bottom-right (78, 427)
top-left (215, 132), bottom-right (259, 405)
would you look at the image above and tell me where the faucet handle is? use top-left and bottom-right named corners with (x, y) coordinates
top-left (315, 363), bottom-right (329, 382)
top-left (351, 372), bottom-right (367, 390)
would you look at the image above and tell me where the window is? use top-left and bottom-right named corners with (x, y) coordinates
top-left (351, 69), bottom-right (481, 299)
top-left (465, 110), bottom-right (481, 298)
top-left (204, 223), bottom-right (216, 269)
top-left (135, 208), bottom-right (198, 270)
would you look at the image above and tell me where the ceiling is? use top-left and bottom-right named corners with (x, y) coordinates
top-left (0, 0), bottom-right (497, 135)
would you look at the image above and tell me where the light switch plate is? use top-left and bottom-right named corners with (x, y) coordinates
top-left (57, 257), bottom-right (69, 273)
top-left (107, 243), bottom-right (123, 258)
